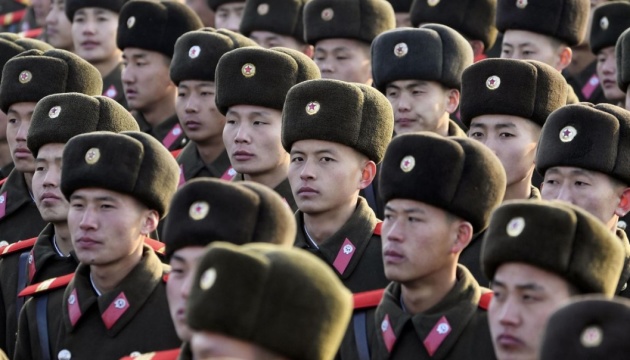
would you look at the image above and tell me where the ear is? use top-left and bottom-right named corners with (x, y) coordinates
top-left (141, 210), bottom-right (160, 235)
top-left (302, 44), bottom-right (315, 59)
top-left (445, 89), bottom-right (460, 114)
top-left (555, 46), bottom-right (573, 71)
top-left (615, 187), bottom-right (630, 217)
top-left (468, 39), bottom-right (485, 58)
top-left (451, 220), bottom-right (474, 254)
top-left (358, 160), bottom-right (377, 190)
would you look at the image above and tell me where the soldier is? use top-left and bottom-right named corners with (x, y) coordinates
top-left (0, 0), bottom-right (29, 33)
top-left (387, 0), bottom-right (412, 28)
top-left (589, 1), bottom-right (630, 107)
top-left (303, 0), bottom-right (395, 85)
top-left (170, 28), bottom-right (256, 183)
top-left (535, 103), bottom-right (630, 297)
top-left (187, 242), bottom-right (353, 359)
top-left (239, 0), bottom-right (313, 56)
top-left (617, 28), bottom-right (630, 111)
top-left (215, 46), bottom-right (320, 211)
top-left (12, 93), bottom-right (140, 360)
top-left (207, 0), bottom-right (244, 32)
top-left (65, 0), bottom-right (129, 108)
top-left (282, 79), bottom-right (392, 293)
top-left (45, 0), bottom-right (73, 51)
top-left (340, 132), bottom-right (505, 359)
top-left (117, 0), bottom-right (203, 151)
top-left (51, 131), bottom-right (180, 359)
top-left (481, 200), bottom-right (624, 360)
top-left (371, 25), bottom-right (473, 136)
top-left (409, 0), bottom-right (498, 63)
top-left (185, 0), bottom-right (214, 27)
top-left (496, 0), bottom-right (590, 103)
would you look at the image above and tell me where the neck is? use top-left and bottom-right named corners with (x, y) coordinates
top-left (435, 115), bottom-right (450, 137)
top-left (0, 142), bottom-right (11, 168)
top-left (140, 93), bottom-right (177, 127)
top-left (243, 156), bottom-right (289, 189)
top-left (195, 136), bottom-right (225, 165)
top-left (608, 215), bottom-right (620, 232)
top-left (52, 222), bottom-right (72, 256)
top-left (90, 242), bottom-right (143, 294)
top-left (303, 197), bottom-right (358, 245)
top-left (92, 52), bottom-right (121, 78)
top-left (400, 262), bottom-right (457, 314)
top-left (503, 174), bottom-right (534, 202)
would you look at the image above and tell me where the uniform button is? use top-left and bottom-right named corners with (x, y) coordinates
top-left (58, 349), bottom-right (71, 360)
top-left (130, 351), bottom-right (141, 357)
top-left (0, 241), bottom-right (8, 247)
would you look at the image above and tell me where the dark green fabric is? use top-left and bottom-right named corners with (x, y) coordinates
top-left (0, 36), bottom-right (51, 84)
top-left (616, 27), bottom-right (630, 91)
top-left (590, 2), bottom-right (630, 54)
top-left (239, 0), bottom-right (307, 41)
top-left (65, 0), bottom-right (128, 21)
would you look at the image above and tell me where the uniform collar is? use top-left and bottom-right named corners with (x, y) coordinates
top-left (178, 143), bottom-right (231, 181)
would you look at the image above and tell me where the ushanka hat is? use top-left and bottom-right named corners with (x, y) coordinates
top-left (617, 27), bottom-right (630, 92)
top-left (281, 79), bottom-right (393, 163)
top-left (590, 1), bottom-right (630, 55)
top-left (239, 0), bottom-right (307, 42)
top-left (387, 0), bottom-right (412, 12)
top-left (206, 0), bottom-right (244, 11)
top-left (215, 46), bottom-right (320, 114)
top-left (536, 103), bottom-right (630, 184)
top-left (170, 28), bottom-right (258, 85)
top-left (410, 0), bottom-right (498, 49)
top-left (371, 24), bottom-right (473, 93)
top-left (0, 49), bottom-right (102, 113)
top-left (379, 132), bottom-right (506, 233)
top-left (65, 0), bottom-right (128, 22)
top-left (482, 200), bottom-right (624, 296)
top-left (0, 34), bottom-right (52, 82)
top-left (61, 131), bottom-right (179, 218)
top-left (187, 242), bottom-right (353, 360)
top-left (28, 93), bottom-right (140, 156)
top-left (460, 58), bottom-right (567, 127)
top-left (163, 178), bottom-right (296, 259)
top-left (117, 0), bottom-right (203, 58)
top-left (303, 0), bottom-right (395, 45)
top-left (496, 0), bottom-right (590, 46)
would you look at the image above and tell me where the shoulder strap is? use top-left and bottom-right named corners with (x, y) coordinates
top-left (170, 149), bottom-right (182, 159)
top-left (36, 295), bottom-right (51, 360)
top-left (478, 291), bottom-right (493, 310)
top-left (0, 237), bottom-right (37, 256)
top-left (144, 238), bottom-right (165, 255)
top-left (18, 273), bottom-right (74, 298)
top-left (373, 222), bottom-right (382, 236)
top-left (354, 288), bottom-right (385, 310)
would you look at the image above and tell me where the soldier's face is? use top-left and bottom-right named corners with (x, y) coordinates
top-left (6, 102), bottom-right (36, 173)
top-left (489, 263), bottom-right (573, 360)
top-left (122, 48), bottom-right (177, 113)
top-left (468, 115), bottom-right (540, 189)
top-left (501, 30), bottom-right (565, 71)
top-left (381, 199), bottom-right (465, 283)
top-left (68, 188), bottom-right (158, 266)
top-left (223, 105), bottom-right (288, 178)
top-left (215, 2), bottom-right (245, 33)
top-left (394, 12), bottom-right (412, 28)
top-left (167, 246), bottom-right (205, 342)
top-left (596, 46), bottom-right (626, 103)
top-left (33, 143), bottom-right (68, 223)
top-left (314, 39), bottom-right (372, 85)
top-left (288, 139), bottom-right (373, 214)
top-left (386, 80), bottom-right (454, 136)
top-left (71, 8), bottom-right (120, 64)
top-left (191, 331), bottom-right (275, 360)
top-left (541, 167), bottom-right (626, 230)
top-left (176, 80), bottom-right (225, 145)
top-left (46, 0), bottom-right (74, 51)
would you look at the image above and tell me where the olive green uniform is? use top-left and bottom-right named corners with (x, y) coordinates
top-left (616, 229), bottom-right (630, 298)
top-left (0, 169), bottom-right (46, 243)
top-left (294, 197), bottom-right (388, 293)
top-left (102, 63), bottom-right (128, 110)
top-left (234, 174), bottom-right (298, 213)
top-left (448, 120), bottom-right (467, 137)
top-left (0, 0), bottom-right (27, 33)
top-left (134, 112), bottom-right (188, 152)
top-left (176, 143), bottom-right (232, 183)
top-left (51, 246), bottom-right (180, 360)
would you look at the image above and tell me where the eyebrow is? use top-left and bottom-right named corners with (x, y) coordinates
top-left (546, 167), bottom-right (593, 178)
top-left (492, 279), bottom-right (545, 291)
top-left (384, 205), bottom-right (427, 215)
top-left (470, 123), bottom-right (517, 129)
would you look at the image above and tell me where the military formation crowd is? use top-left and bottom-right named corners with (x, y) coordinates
top-left (0, 0), bottom-right (629, 359)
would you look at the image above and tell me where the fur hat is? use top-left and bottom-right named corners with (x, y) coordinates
top-left (65, 0), bottom-right (129, 22)
top-left (616, 27), bottom-right (630, 92)
top-left (590, 1), bottom-right (630, 54)
top-left (239, 0), bottom-right (308, 42)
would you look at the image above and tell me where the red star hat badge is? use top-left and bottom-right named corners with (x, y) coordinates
top-left (580, 325), bottom-right (603, 348)
top-left (506, 217), bottom-right (525, 237)
top-left (559, 125), bottom-right (577, 143)
top-left (600, 16), bottom-right (609, 30)
top-left (321, 8), bottom-right (334, 21)
top-left (189, 45), bottom-right (201, 59)
top-left (85, 147), bottom-right (100, 165)
top-left (19, 70), bottom-right (32, 84)
top-left (394, 43), bottom-right (408, 58)
top-left (48, 105), bottom-right (61, 118)
top-left (257, 3), bottom-right (269, 15)
top-left (127, 16), bottom-right (136, 28)
top-left (241, 63), bottom-right (256, 78)
top-left (400, 155), bottom-right (415, 173)
top-left (516, 0), bottom-right (528, 9)
top-left (305, 101), bottom-right (320, 115)
top-left (189, 201), bottom-right (210, 220)
top-left (486, 75), bottom-right (501, 90)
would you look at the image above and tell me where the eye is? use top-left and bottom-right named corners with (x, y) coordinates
top-left (468, 131), bottom-right (484, 138)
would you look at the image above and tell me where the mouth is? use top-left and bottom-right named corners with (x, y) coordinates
top-left (125, 89), bottom-right (138, 99)
top-left (183, 120), bottom-right (202, 130)
top-left (80, 41), bottom-right (100, 49)
top-left (297, 186), bottom-right (318, 195)
top-left (13, 148), bottom-right (32, 159)
top-left (601, 79), bottom-right (617, 89)
top-left (232, 150), bottom-right (254, 161)
top-left (395, 118), bottom-right (415, 126)
top-left (383, 248), bottom-right (404, 263)
top-left (75, 236), bottom-right (100, 248)
top-left (40, 192), bottom-right (61, 202)
top-left (496, 334), bottom-right (525, 349)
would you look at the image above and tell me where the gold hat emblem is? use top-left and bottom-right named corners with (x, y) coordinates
top-left (58, 349), bottom-right (72, 360)
top-left (189, 201), bottom-right (210, 221)
top-left (189, 45), bottom-right (201, 59)
top-left (241, 63), bottom-right (256, 78)
top-left (400, 155), bottom-right (415, 173)
top-left (19, 70), bottom-right (32, 84)
top-left (516, 0), bottom-right (527, 9)
top-left (580, 326), bottom-right (603, 348)
top-left (600, 16), bottom-right (609, 30)
top-left (321, 8), bottom-right (334, 21)
top-left (306, 101), bottom-right (320, 115)
top-left (506, 217), bottom-right (525, 237)
top-left (200, 268), bottom-right (217, 290)
top-left (257, 3), bottom-right (269, 15)
top-left (48, 106), bottom-right (61, 119)
top-left (394, 43), bottom-right (408, 57)
top-left (559, 126), bottom-right (577, 143)
top-left (486, 75), bottom-right (501, 90)
top-left (127, 16), bottom-right (136, 28)
top-left (85, 148), bottom-right (100, 165)
top-left (427, 0), bottom-right (440, 6)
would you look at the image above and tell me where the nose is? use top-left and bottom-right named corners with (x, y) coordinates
top-left (497, 298), bottom-right (521, 327)
top-left (185, 95), bottom-right (198, 114)
top-left (396, 93), bottom-right (411, 113)
top-left (15, 122), bottom-right (29, 142)
top-left (601, 56), bottom-right (616, 75)
top-left (299, 158), bottom-right (316, 181)
top-left (554, 184), bottom-right (574, 204)
top-left (78, 207), bottom-right (98, 231)
top-left (226, 15), bottom-right (240, 32)
top-left (316, 57), bottom-right (333, 74)
top-left (384, 219), bottom-right (404, 243)
top-left (180, 272), bottom-right (193, 300)
top-left (121, 66), bottom-right (134, 85)
top-left (42, 166), bottom-right (60, 188)
top-left (233, 124), bottom-right (250, 144)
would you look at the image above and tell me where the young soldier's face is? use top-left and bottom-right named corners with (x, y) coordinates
top-left (289, 139), bottom-right (372, 214)
top-left (489, 263), bottom-right (573, 360)
top-left (314, 38), bottom-right (372, 85)
top-left (46, 0), bottom-right (74, 51)
top-left (72, 8), bottom-right (120, 64)
top-left (68, 188), bottom-right (157, 266)
top-left (33, 143), bottom-right (68, 223)
top-left (469, 115), bottom-right (540, 188)
top-left (215, 2), bottom-right (245, 32)
top-left (501, 30), bottom-right (565, 70)
top-left (385, 80), bottom-right (454, 135)
top-left (541, 167), bottom-right (626, 230)
top-left (176, 80), bottom-right (225, 145)
top-left (223, 105), bottom-right (287, 176)
top-left (122, 48), bottom-right (177, 113)
top-left (382, 199), bottom-right (464, 284)
top-left (394, 13), bottom-right (411, 28)
top-left (250, 30), bottom-right (305, 51)
top-left (167, 246), bottom-right (205, 342)
top-left (191, 331), bottom-right (278, 360)
top-left (597, 46), bottom-right (626, 103)
top-left (6, 102), bottom-right (36, 173)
